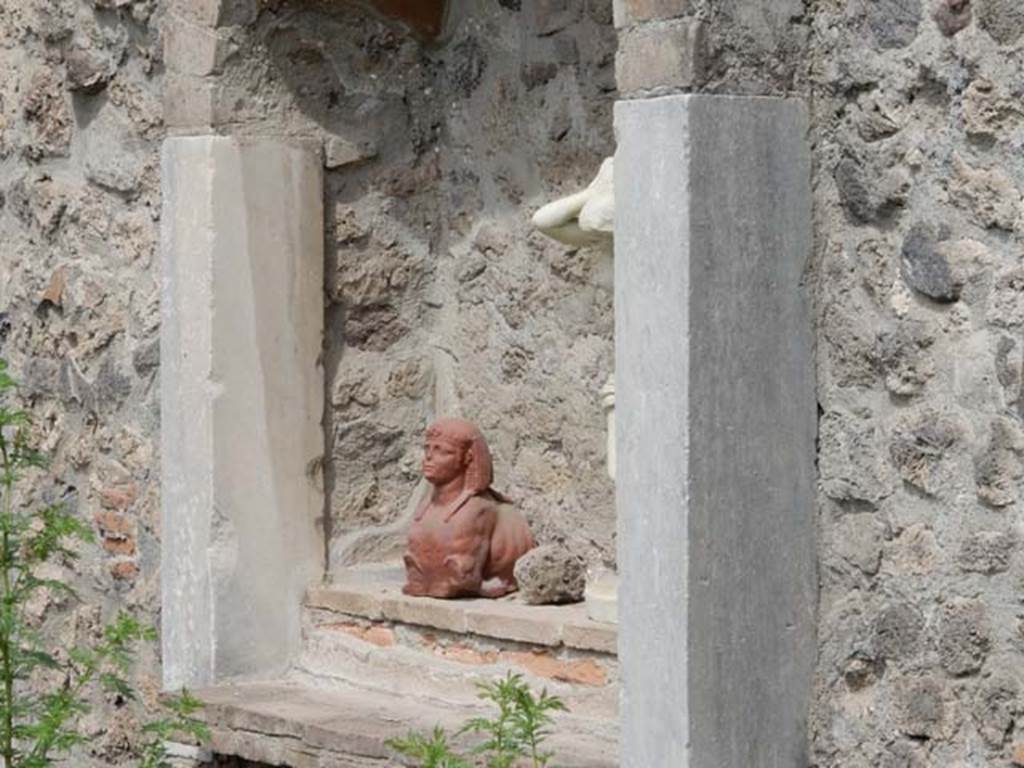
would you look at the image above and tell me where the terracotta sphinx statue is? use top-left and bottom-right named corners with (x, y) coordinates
top-left (403, 418), bottom-right (535, 599)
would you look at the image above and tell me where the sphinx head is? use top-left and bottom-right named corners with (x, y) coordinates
top-left (417, 418), bottom-right (496, 520)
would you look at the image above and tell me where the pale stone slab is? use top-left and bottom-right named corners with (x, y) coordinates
top-left (161, 137), bottom-right (324, 688)
top-left (194, 681), bottom-right (617, 768)
top-left (307, 575), bottom-right (618, 654)
top-left (615, 94), bottom-right (815, 767)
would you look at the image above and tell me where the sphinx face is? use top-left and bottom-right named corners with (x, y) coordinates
top-left (422, 437), bottom-right (465, 485)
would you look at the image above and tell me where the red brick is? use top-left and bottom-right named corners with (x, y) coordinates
top-left (503, 651), bottom-right (608, 687)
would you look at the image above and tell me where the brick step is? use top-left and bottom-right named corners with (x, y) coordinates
top-left (193, 680), bottom-right (618, 768)
top-left (296, 565), bottom-right (619, 723)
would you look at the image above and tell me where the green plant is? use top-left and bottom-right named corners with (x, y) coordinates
top-left (387, 672), bottom-right (567, 768)
top-left (138, 690), bottom-right (211, 768)
top-left (0, 358), bottom-right (208, 767)
top-left (385, 726), bottom-right (473, 768)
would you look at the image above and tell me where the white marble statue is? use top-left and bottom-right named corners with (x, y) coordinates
top-left (532, 158), bottom-right (617, 481)
top-left (531, 157), bottom-right (614, 246)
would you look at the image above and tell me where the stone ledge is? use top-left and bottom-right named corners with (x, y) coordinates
top-left (307, 567), bottom-right (617, 656)
top-left (194, 680), bottom-right (617, 768)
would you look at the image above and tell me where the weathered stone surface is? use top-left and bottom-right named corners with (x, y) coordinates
top-left (514, 545), bottom-right (586, 605)
top-left (0, 2), bottom-right (168, 762)
top-left (933, 0), bottom-right (972, 36)
top-left (974, 418), bottom-right (1024, 507)
top-left (307, 571), bottom-right (617, 654)
top-left (976, 0), bottom-right (1024, 43)
top-left (854, 0), bottom-right (922, 49)
top-left (888, 409), bottom-right (963, 496)
top-left (938, 598), bottom-right (991, 676)
top-left (83, 106), bottom-right (147, 193)
top-left (897, 676), bottom-right (947, 738)
top-left (161, 137), bottom-right (324, 688)
top-left (972, 676), bottom-right (1018, 749)
top-left (194, 681), bottom-right (617, 768)
top-left (900, 224), bottom-right (960, 302)
top-left (820, 409), bottom-right (893, 504)
top-left (876, 323), bottom-right (934, 397)
top-left (615, 19), bottom-right (704, 95)
top-left (963, 79), bottom-right (1022, 139)
top-left (821, 300), bottom-right (880, 388)
top-left (65, 46), bottom-right (116, 93)
top-left (324, 137), bottom-right (377, 169)
top-left (988, 268), bottom-right (1024, 329)
top-left (958, 530), bottom-right (1016, 574)
top-left (832, 514), bottom-right (884, 575)
top-left (949, 156), bottom-right (1021, 231)
top-left (616, 94), bottom-right (814, 768)
top-left (873, 601), bottom-right (924, 661)
top-left (835, 150), bottom-right (911, 223)
top-left (613, 0), bottom-right (691, 27)
top-left (21, 68), bottom-right (72, 158)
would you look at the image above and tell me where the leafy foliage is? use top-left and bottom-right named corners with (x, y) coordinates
top-left (138, 690), bottom-right (211, 768)
top-left (385, 726), bottom-right (473, 768)
top-left (0, 358), bottom-right (208, 767)
top-left (387, 672), bottom-right (567, 768)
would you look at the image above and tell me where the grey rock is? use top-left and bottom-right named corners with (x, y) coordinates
top-left (901, 224), bottom-right (960, 302)
top-left (876, 323), bottom-right (935, 396)
top-left (933, 0), bottom-right (972, 36)
top-left (858, 0), bottom-right (922, 49)
top-left (821, 301), bottom-right (880, 388)
top-left (820, 409), bottom-right (892, 504)
top-left (513, 545), bottom-right (586, 605)
top-left (988, 268), bottom-right (1024, 329)
top-left (897, 676), bottom-right (946, 738)
top-left (835, 151), bottom-right (910, 223)
top-left (842, 654), bottom-right (883, 690)
top-left (324, 138), bottom-right (377, 169)
top-left (976, 0), bottom-right (1024, 44)
top-left (132, 339), bottom-right (159, 375)
top-left (65, 47), bottom-right (115, 93)
top-left (958, 530), bottom-right (1016, 574)
top-left (972, 676), bottom-right (1018, 749)
top-left (22, 357), bottom-right (60, 397)
top-left (344, 304), bottom-right (407, 351)
top-left (889, 410), bottom-right (962, 496)
top-left (833, 514), bottom-right (884, 575)
top-left (94, 357), bottom-right (132, 411)
top-left (450, 38), bottom-right (486, 98)
top-left (938, 598), bottom-right (991, 676)
top-left (873, 601), bottom-right (924, 661)
top-left (974, 418), bottom-right (1023, 508)
top-left (82, 107), bottom-right (146, 193)
top-left (58, 357), bottom-right (92, 409)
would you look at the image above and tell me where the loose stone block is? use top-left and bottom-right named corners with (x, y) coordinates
top-left (615, 94), bottom-right (814, 767)
top-left (161, 137), bottom-right (324, 688)
top-left (613, 0), bottom-right (692, 28)
top-left (163, 13), bottom-right (233, 77)
top-left (514, 545), bottom-right (586, 605)
top-left (615, 20), bottom-right (704, 97)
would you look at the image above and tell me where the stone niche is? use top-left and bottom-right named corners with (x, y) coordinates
top-left (163, 0), bottom-right (817, 763)
top-left (161, 0), bottom-right (621, 765)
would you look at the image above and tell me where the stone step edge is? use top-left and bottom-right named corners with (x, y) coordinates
top-left (192, 679), bottom-right (618, 768)
top-left (305, 582), bottom-right (617, 655)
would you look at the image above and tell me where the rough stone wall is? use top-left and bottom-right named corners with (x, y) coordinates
top-left (810, 0), bottom-right (1024, 764)
top-left (0, 0), bottom-right (166, 764)
top-left (226, 1), bottom-right (618, 570)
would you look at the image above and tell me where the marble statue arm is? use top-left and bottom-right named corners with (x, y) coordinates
top-left (531, 157), bottom-right (614, 247)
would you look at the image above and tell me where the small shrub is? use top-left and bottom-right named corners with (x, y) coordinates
top-left (0, 358), bottom-right (208, 767)
top-left (387, 672), bottom-right (567, 768)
